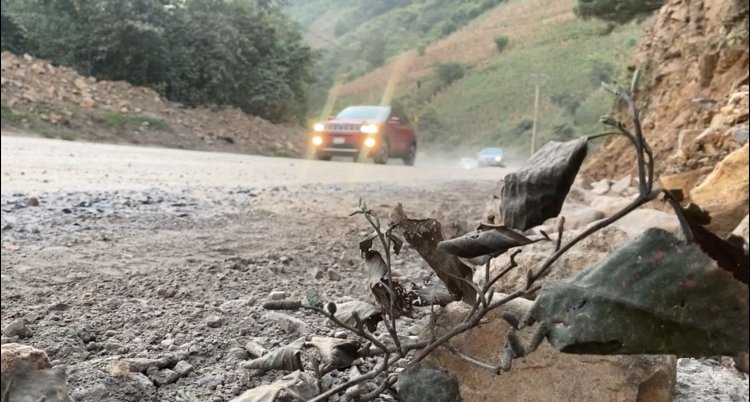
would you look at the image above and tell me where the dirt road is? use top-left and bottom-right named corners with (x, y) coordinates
top-left (1, 135), bottom-right (506, 193)
top-left (0, 134), bottom-right (506, 401)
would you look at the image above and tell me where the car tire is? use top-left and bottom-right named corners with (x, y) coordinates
top-left (373, 140), bottom-right (389, 165)
top-left (315, 153), bottom-right (332, 161)
top-left (402, 143), bottom-right (417, 166)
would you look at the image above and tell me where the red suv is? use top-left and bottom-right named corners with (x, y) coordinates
top-left (308, 105), bottom-right (417, 165)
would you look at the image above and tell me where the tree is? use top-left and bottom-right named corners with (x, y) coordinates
top-left (2, 0), bottom-right (314, 123)
top-left (1, 12), bottom-right (25, 53)
top-left (575, 0), bottom-right (664, 24)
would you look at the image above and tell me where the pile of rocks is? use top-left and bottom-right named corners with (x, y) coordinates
top-left (0, 51), bottom-right (303, 157)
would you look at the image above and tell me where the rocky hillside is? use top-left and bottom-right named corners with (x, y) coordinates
top-left (1, 52), bottom-right (304, 157)
top-left (583, 0), bottom-right (749, 238)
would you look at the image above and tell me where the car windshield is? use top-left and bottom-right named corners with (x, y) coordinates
top-left (336, 106), bottom-right (391, 121)
top-left (479, 148), bottom-right (504, 156)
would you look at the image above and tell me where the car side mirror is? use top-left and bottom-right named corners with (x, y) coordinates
top-left (388, 116), bottom-right (400, 125)
top-left (327, 115), bottom-right (335, 120)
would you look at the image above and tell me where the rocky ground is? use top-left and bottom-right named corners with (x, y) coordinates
top-left (1, 136), bottom-right (748, 401)
top-left (1, 51), bottom-right (305, 157)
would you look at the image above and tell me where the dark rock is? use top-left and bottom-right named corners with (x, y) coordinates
top-left (4, 318), bottom-right (32, 339)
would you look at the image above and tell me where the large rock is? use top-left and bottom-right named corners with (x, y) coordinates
top-left (658, 168), bottom-right (712, 196)
top-left (423, 301), bottom-right (676, 402)
top-left (1, 343), bottom-right (51, 377)
top-left (543, 202), bottom-right (605, 231)
top-left (475, 226), bottom-right (629, 296)
top-left (608, 209), bottom-right (682, 239)
top-left (1, 343), bottom-right (70, 402)
top-left (690, 144), bottom-right (749, 236)
top-left (590, 194), bottom-right (637, 218)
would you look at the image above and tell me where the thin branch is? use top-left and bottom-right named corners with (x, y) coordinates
top-left (531, 190), bottom-right (659, 282)
top-left (361, 373), bottom-right (398, 401)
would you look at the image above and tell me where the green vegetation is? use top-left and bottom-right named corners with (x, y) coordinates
top-left (1, 0), bottom-right (314, 123)
top-left (0, 104), bottom-right (26, 127)
top-left (575, 0), bottom-right (663, 24)
top-left (418, 20), bottom-right (640, 154)
top-left (494, 36), bottom-right (510, 52)
top-left (287, 0), bottom-right (508, 113)
top-left (93, 112), bottom-right (172, 133)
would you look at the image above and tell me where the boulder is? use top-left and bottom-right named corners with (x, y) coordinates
top-left (423, 301), bottom-right (677, 402)
top-left (1, 343), bottom-right (51, 378)
top-left (608, 209), bottom-right (682, 239)
top-left (590, 179), bottom-right (611, 195)
top-left (590, 195), bottom-right (637, 218)
top-left (609, 174), bottom-right (632, 195)
top-left (543, 202), bottom-right (605, 231)
top-left (731, 214), bottom-right (749, 243)
top-left (474, 226), bottom-right (629, 296)
top-left (658, 168), bottom-right (712, 196)
top-left (690, 144), bottom-right (749, 236)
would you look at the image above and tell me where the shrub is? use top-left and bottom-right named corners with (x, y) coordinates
top-left (494, 35), bottom-right (510, 52)
top-left (434, 62), bottom-right (466, 87)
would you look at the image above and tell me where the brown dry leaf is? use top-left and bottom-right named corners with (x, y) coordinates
top-left (501, 137), bottom-right (588, 230)
top-left (242, 338), bottom-right (305, 372)
top-left (437, 225), bottom-right (534, 258)
top-left (389, 204), bottom-right (477, 304)
top-left (364, 250), bottom-right (414, 318)
top-left (304, 336), bottom-right (361, 374)
top-left (231, 371), bottom-right (318, 402)
top-left (333, 301), bottom-right (382, 332)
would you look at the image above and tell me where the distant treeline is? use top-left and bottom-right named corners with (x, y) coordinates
top-left (1, 0), bottom-right (314, 123)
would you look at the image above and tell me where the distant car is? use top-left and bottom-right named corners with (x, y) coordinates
top-left (477, 147), bottom-right (505, 167)
top-left (308, 105), bottom-right (418, 165)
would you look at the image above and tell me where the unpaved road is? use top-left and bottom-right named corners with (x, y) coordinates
top-left (1, 135), bottom-right (506, 193)
top-left (1, 134), bottom-right (506, 401)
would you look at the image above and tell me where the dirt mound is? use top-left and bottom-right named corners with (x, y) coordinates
top-left (584, 0), bottom-right (749, 181)
top-left (1, 51), bottom-right (304, 157)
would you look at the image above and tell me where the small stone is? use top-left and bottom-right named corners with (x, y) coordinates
top-left (174, 360), bottom-right (194, 376)
top-left (228, 347), bottom-right (249, 361)
top-left (107, 360), bottom-right (130, 377)
top-left (206, 315), bottom-right (224, 328)
top-left (78, 329), bottom-right (96, 343)
top-left (268, 291), bottom-right (287, 300)
top-left (732, 127), bottom-right (749, 145)
top-left (590, 179), bottom-right (611, 195)
top-left (156, 287), bottom-right (177, 298)
top-left (333, 331), bottom-right (348, 339)
top-left (3, 318), bottom-right (32, 339)
top-left (104, 341), bottom-right (124, 352)
top-left (150, 368), bottom-right (180, 385)
top-left (243, 341), bottom-right (267, 358)
top-left (25, 197), bottom-right (40, 207)
top-left (311, 268), bottom-right (325, 279)
top-left (279, 256), bottom-right (291, 265)
top-left (105, 298), bottom-right (124, 310)
top-left (609, 175), bottom-right (632, 194)
top-left (328, 270), bottom-right (341, 281)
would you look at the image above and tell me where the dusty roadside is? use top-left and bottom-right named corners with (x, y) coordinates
top-left (1, 135), bottom-right (504, 401)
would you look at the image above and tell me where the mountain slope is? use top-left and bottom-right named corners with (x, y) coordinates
top-left (297, 0), bottom-right (645, 156)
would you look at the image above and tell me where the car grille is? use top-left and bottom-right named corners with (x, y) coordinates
top-left (325, 124), bottom-right (360, 132)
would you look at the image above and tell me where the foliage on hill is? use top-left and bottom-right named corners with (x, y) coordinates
top-left (575, 0), bottom-right (664, 24)
top-left (1, 0), bottom-right (314, 123)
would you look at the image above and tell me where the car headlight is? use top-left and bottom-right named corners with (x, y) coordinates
top-left (312, 136), bottom-right (323, 146)
top-left (313, 123), bottom-right (325, 132)
top-left (495, 156), bottom-right (502, 161)
top-left (364, 137), bottom-right (376, 147)
top-left (360, 124), bottom-right (378, 134)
